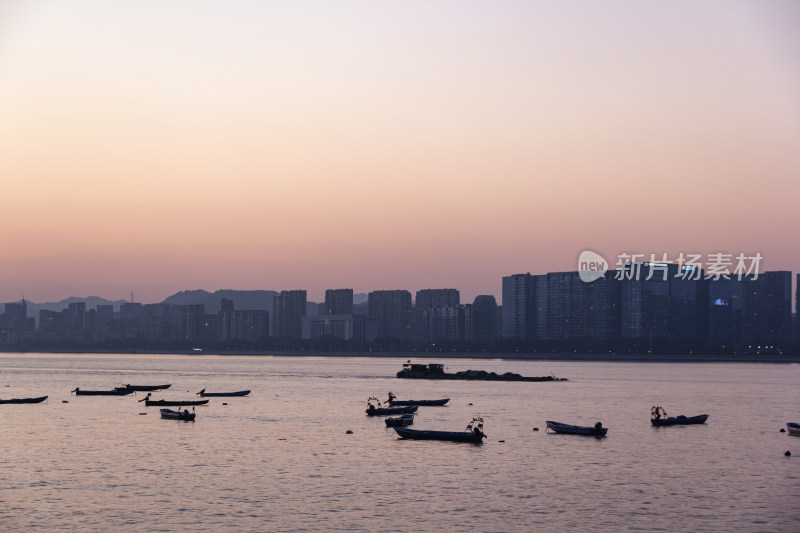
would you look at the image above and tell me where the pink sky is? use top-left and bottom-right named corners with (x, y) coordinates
top-left (1, 1), bottom-right (799, 304)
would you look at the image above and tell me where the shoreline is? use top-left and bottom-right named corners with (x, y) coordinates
top-left (1, 349), bottom-right (799, 364)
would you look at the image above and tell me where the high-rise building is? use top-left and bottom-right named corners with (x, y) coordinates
top-left (368, 290), bottom-right (412, 340)
top-left (230, 310), bottom-right (270, 341)
top-left (179, 304), bottom-right (205, 341)
top-left (272, 290), bottom-right (307, 338)
top-left (218, 298), bottom-right (234, 340)
top-left (325, 289), bottom-right (354, 315)
top-left (501, 274), bottom-right (538, 339)
top-left (472, 295), bottom-right (498, 342)
top-left (537, 272), bottom-right (613, 340)
top-left (415, 289), bottom-right (460, 309)
top-left (740, 271), bottom-right (792, 347)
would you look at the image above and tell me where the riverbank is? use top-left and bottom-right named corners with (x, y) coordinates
top-left (2, 349), bottom-right (799, 363)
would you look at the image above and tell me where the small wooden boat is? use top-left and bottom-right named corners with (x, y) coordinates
top-left (197, 389), bottom-right (250, 397)
top-left (122, 384), bottom-right (171, 391)
top-left (785, 423), bottom-right (800, 436)
top-left (546, 420), bottom-right (607, 437)
top-left (0, 396), bottom-right (48, 404)
top-left (650, 406), bottom-right (708, 426)
top-left (160, 408), bottom-right (196, 421)
top-left (146, 399), bottom-right (209, 407)
top-left (386, 392), bottom-right (448, 406)
top-left (365, 397), bottom-right (418, 416)
top-left (394, 417), bottom-right (486, 443)
top-left (72, 387), bottom-right (134, 396)
top-left (385, 414), bottom-right (415, 427)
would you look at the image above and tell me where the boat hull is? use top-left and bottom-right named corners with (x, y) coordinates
top-left (389, 398), bottom-right (449, 406)
top-left (651, 414), bottom-right (708, 426)
top-left (0, 396), bottom-right (48, 404)
top-left (546, 421), bottom-right (607, 437)
top-left (123, 384), bottom-right (171, 391)
top-left (394, 427), bottom-right (484, 443)
top-left (146, 399), bottom-right (209, 407)
top-left (385, 414), bottom-right (414, 427)
top-left (786, 423), bottom-right (800, 436)
top-left (160, 408), bottom-right (196, 421)
top-left (366, 405), bottom-right (418, 416)
top-left (73, 388), bottom-right (134, 396)
top-left (198, 390), bottom-right (250, 397)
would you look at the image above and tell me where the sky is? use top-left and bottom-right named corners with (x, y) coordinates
top-left (1, 1), bottom-right (799, 304)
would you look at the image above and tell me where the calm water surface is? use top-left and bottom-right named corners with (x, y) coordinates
top-left (0, 354), bottom-right (798, 532)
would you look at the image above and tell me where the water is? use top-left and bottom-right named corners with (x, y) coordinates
top-left (0, 354), bottom-right (798, 532)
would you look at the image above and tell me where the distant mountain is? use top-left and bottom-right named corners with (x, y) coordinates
top-left (354, 292), bottom-right (368, 305)
top-left (16, 296), bottom-right (129, 319)
top-left (161, 289), bottom-right (279, 314)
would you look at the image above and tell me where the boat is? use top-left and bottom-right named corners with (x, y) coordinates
top-left (160, 408), bottom-right (196, 421)
top-left (145, 399), bottom-right (209, 407)
top-left (397, 363), bottom-right (566, 382)
top-left (385, 414), bottom-right (415, 427)
top-left (787, 423), bottom-right (800, 436)
top-left (71, 387), bottom-right (134, 396)
top-left (650, 406), bottom-right (708, 426)
top-left (546, 420), bottom-right (607, 437)
top-left (121, 384), bottom-right (171, 391)
top-left (386, 392), bottom-right (448, 406)
top-left (197, 389), bottom-right (250, 397)
top-left (0, 396), bottom-right (48, 404)
top-left (394, 417), bottom-right (486, 443)
top-left (365, 397), bottom-right (418, 416)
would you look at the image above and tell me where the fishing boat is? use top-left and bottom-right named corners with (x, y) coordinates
top-left (365, 397), bottom-right (418, 416)
top-left (0, 396), bottom-right (48, 404)
top-left (650, 406), bottom-right (708, 426)
top-left (145, 399), bottom-right (209, 407)
top-left (197, 389), bottom-right (250, 397)
top-left (385, 414), bottom-right (415, 427)
top-left (386, 392), bottom-right (448, 406)
top-left (160, 408), bottom-right (196, 421)
top-left (394, 417), bottom-right (486, 443)
top-left (545, 420), bottom-right (607, 437)
top-left (71, 387), bottom-right (134, 396)
top-left (122, 384), bottom-right (171, 391)
top-left (787, 423), bottom-right (800, 436)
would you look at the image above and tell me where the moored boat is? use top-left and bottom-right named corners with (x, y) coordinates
top-left (545, 420), bottom-right (607, 437)
top-left (160, 408), bottom-right (196, 421)
top-left (385, 414), bottom-right (415, 427)
top-left (650, 406), bottom-right (708, 426)
top-left (0, 395), bottom-right (48, 404)
top-left (366, 397), bottom-right (418, 416)
top-left (785, 423), bottom-right (800, 436)
top-left (394, 417), bottom-right (486, 443)
top-left (122, 384), bottom-right (171, 391)
top-left (197, 389), bottom-right (250, 397)
top-left (386, 392), bottom-right (448, 406)
top-left (72, 387), bottom-right (134, 396)
top-left (146, 399), bottom-right (209, 407)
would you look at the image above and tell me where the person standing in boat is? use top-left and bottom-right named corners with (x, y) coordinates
top-left (387, 392), bottom-right (396, 404)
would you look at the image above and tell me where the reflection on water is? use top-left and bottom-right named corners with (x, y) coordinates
top-left (1, 354), bottom-right (798, 532)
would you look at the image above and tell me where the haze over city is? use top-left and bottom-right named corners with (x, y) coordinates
top-left (2, 1), bottom-right (799, 304)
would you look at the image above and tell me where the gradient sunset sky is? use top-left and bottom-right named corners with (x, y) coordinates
top-left (1, 1), bottom-right (799, 304)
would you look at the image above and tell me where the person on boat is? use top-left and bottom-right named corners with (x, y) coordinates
top-left (367, 403), bottom-right (376, 414)
top-left (183, 409), bottom-right (190, 418)
top-left (652, 406), bottom-right (661, 420)
top-left (595, 421), bottom-right (603, 430)
top-left (387, 392), bottom-right (396, 404)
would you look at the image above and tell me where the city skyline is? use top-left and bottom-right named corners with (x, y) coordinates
top-left (2, 1), bottom-right (799, 304)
